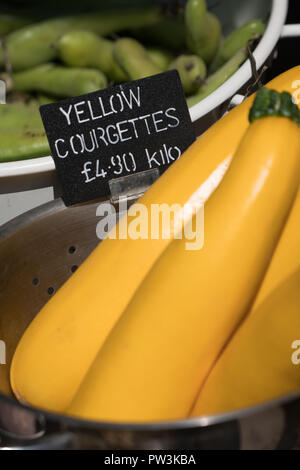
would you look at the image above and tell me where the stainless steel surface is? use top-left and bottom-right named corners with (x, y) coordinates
top-left (0, 199), bottom-right (299, 450)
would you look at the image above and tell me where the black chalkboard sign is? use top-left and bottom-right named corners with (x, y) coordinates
top-left (40, 70), bottom-right (195, 206)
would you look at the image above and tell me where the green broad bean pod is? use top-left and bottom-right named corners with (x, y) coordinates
top-left (187, 48), bottom-right (247, 107)
top-left (147, 47), bottom-right (173, 72)
top-left (210, 19), bottom-right (265, 73)
top-left (0, 102), bottom-right (49, 162)
top-left (0, 101), bottom-right (42, 131)
top-left (0, 7), bottom-right (162, 71)
top-left (168, 55), bottom-right (206, 95)
top-left (0, 131), bottom-right (49, 162)
top-left (185, 0), bottom-right (221, 64)
top-left (7, 63), bottom-right (108, 97)
top-left (114, 38), bottom-right (162, 81)
top-left (58, 31), bottom-right (127, 83)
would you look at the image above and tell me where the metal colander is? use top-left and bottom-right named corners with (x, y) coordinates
top-left (0, 198), bottom-right (300, 450)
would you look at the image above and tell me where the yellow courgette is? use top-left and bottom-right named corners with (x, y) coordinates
top-left (191, 269), bottom-right (300, 416)
top-left (251, 186), bottom-right (300, 311)
top-left (67, 89), bottom-right (300, 422)
top-left (10, 68), bottom-right (300, 413)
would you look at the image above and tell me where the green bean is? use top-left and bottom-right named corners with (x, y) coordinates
top-left (210, 19), bottom-right (265, 73)
top-left (58, 31), bottom-right (127, 83)
top-left (187, 48), bottom-right (247, 107)
top-left (168, 55), bottom-right (206, 95)
top-left (185, 0), bottom-right (221, 64)
top-left (0, 8), bottom-right (162, 71)
top-left (114, 38), bottom-right (162, 81)
top-left (148, 47), bottom-right (173, 72)
top-left (7, 63), bottom-right (108, 98)
top-left (0, 14), bottom-right (33, 37)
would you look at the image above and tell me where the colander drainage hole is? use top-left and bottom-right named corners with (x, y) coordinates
top-left (68, 246), bottom-right (76, 254)
top-left (48, 287), bottom-right (55, 296)
top-left (71, 265), bottom-right (78, 273)
top-left (32, 278), bottom-right (39, 286)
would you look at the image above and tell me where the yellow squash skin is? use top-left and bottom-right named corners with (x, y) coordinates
top-left (68, 116), bottom-right (300, 423)
top-left (10, 67), bottom-right (300, 413)
top-left (251, 186), bottom-right (300, 311)
top-left (190, 269), bottom-right (300, 416)
top-left (190, 183), bottom-right (300, 417)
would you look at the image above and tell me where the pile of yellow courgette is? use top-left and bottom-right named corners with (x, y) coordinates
top-left (10, 66), bottom-right (300, 422)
